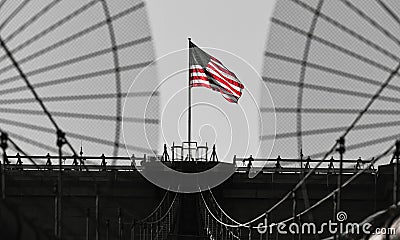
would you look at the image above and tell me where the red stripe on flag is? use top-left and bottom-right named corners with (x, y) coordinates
top-left (190, 67), bottom-right (205, 73)
top-left (208, 71), bottom-right (242, 97)
top-left (207, 63), bottom-right (244, 89)
top-left (192, 81), bottom-right (239, 103)
top-left (190, 76), bottom-right (208, 81)
top-left (210, 56), bottom-right (223, 65)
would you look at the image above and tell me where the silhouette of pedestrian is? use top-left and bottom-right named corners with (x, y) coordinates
top-left (245, 155), bottom-right (254, 169)
top-left (210, 144), bottom-right (219, 162)
top-left (72, 155), bottom-right (79, 166)
top-left (162, 144), bottom-right (170, 161)
top-left (16, 153), bottom-right (23, 170)
top-left (46, 153), bottom-right (52, 170)
top-left (100, 154), bottom-right (107, 171)
top-left (305, 156), bottom-right (311, 169)
top-left (275, 155), bottom-right (281, 173)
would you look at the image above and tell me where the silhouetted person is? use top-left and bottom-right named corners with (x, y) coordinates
top-left (328, 156), bottom-right (335, 173)
top-left (304, 156), bottom-right (311, 169)
top-left (72, 155), bottom-right (79, 166)
top-left (46, 153), bottom-right (52, 169)
top-left (101, 154), bottom-right (107, 171)
top-left (243, 155), bottom-right (253, 170)
top-left (275, 155), bottom-right (281, 173)
top-left (162, 144), bottom-right (170, 161)
top-left (16, 153), bottom-right (23, 170)
top-left (210, 144), bottom-right (219, 162)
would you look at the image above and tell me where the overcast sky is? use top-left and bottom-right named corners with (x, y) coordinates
top-left (144, 0), bottom-right (277, 161)
top-left (2, 0), bottom-right (398, 165)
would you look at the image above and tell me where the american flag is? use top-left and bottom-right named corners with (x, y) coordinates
top-left (189, 41), bottom-right (244, 103)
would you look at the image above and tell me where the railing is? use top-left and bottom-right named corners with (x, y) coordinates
top-left (0, 154), bottom-right (377, 174)
top-left (235, 156), bottom-right (376, 174)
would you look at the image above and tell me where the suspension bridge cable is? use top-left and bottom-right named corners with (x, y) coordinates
top-left (339, 0), bottom-right (400, 48)
top-left (376, 0), bottom-right (400, 29)
top-left (0, 1), bottom-right (145, 75)
top-left (311, 133), bottom-right (400, 159)
top-left (0, 107), bottom-right (159, 124)
top-left (0, 117), bottom-right (154, 153)
top-left (263, 76), bottom-right (400, 103)
top-left (272, 18), bottom-right (397, 74)
top-left (0, 36), bottom-right (151, 86)
top-left (142, 193), bottom-right (178, 225)
top-left (200, 192), bottom-right (242, 239)
top-left (296, 0), bottom-right (323, 157)
top-left (7, 132), bottom-right (67, 155)
top-left (99, 0), bottom-right (123, 157)
top-left (200, 143), bottom-right (393, 230)
top-left (0, 91), bottom-right (158, 105)
top-left (0, 61), bottom-right (153, 97)
top-left (0, 0), bottom-right (7, 11)
top-left (0, 0), bottom-right (31, 31)
top-left (261, 107), bottom-right (400, 115)
top-left (0, 0), bottom-right (99, 65)
top-left (265, 52), bottom-right (400, 94)
top-left (0, 37), bottom-right (77, 156)
top-left (236, 57), bottom-right (400, 226)
top-left (138, 190), bottom-right (170, 223)
top-left (255, 143), bottom-right (394, 230)
top-left (3, 0), bottom-right (61, 43)
top-left (200, 191), bottom-right (247, 228)
top-left (207, 188), bottom-right (241, 225)
top-left (0, 129), bottom-right (39, 167)
top-left (261, 119), bottom-right (400, 140)
top-left (292, 0), bottom-right (400, 63)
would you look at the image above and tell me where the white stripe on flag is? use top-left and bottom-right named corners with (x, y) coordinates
top-left (190, 72), bottom-right (207, 77)
top-left (206, 67), bottom-right (242, 97)
top-left (190, 65), bottom-right (203, 70)
top-left (210, 59), bottom-right (236, 78)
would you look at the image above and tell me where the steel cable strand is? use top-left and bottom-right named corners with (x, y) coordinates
top-left (207, 191), bottom-right (241, 239)
top-left (99, 0), bottom-right (123, 158)
top-left (199, 190), bottom-right (247, 228)
top-left (0, 129), bottom-right (38, 168)
top-left (0, 1), bottom-right (145, 76)
top-left (240, 58), bottom-right (400, 228)
top-left (254, 143), bottom-right (394, 231)
top-left (0, 36), bottom-right (77, 156)
top-left (0, 0), bottom-right (100, 66)
top-left (200, 192), bottom-right (241, 239)
top-left (143, 192), bottom-right (178, 225)
top-left (291, 0), bottom-right (400, 63)
top-left (208, 188), bottom-right (242, 225)
top-left (3, 0), bottom-right (61, 43)
top-left (137, 190), bottom-right (170, 223)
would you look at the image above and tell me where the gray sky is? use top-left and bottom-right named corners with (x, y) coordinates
top-left (145, 0), bottom-right (277, 161)
top-left (1, 0), bottom-right (399, 166)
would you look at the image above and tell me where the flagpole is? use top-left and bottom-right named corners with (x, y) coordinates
top-left (188, 37), bottom-right (192, 161)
